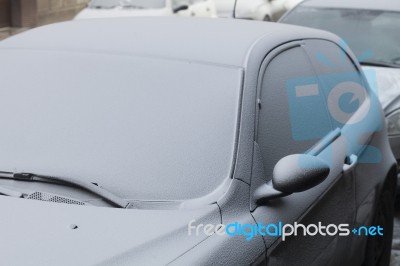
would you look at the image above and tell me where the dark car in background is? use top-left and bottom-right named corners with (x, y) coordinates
top-left (279, 0), bottom-right (400, 193)
top-left (0, 17), bottom-right (397, 265)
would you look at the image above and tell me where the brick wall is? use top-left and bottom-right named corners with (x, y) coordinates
top-left (0, 0), bottom-right (11, 28)
top-left (0, 0), bottom-right (90, 40)
top-left (11, 0), bottom-right (38, 27)
top-left (37, 0), bottom-right (90, 25)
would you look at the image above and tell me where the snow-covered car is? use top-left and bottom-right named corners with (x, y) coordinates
top-left (75, 0), bottom-right (217, 20)
top-left (216, 0), bottom-right (290, 21)
top-left (279, 0), bottom-right (400, 192)
top-left (283, 0), bottom-right (303, 10)
top-left (0, 17), bottom-right (396, 265)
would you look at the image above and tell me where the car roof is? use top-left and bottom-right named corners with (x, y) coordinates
top-left (301, 0), bottom-right (400, 12)
top-left (0, 17), bottom-right (338, 68)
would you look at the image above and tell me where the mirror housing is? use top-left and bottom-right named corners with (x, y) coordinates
top-left (273, 154), bottom-right (330, 194)
top-left (173, 4), bottom-right (189, 13)
top-left (254, 154), bottom-right (330, 204)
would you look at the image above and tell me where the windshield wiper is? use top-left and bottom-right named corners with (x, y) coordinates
top-left (0, 171), bottom-right (131, 208)
top-left (0, 185), bottom-right (23, 198)
top-left (360, 60), bottom-right (400, 68)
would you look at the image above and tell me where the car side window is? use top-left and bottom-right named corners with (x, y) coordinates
top-left (303, 39), bottom-right (369, 128)
top-left (257, 45), bottom-right (335, 180)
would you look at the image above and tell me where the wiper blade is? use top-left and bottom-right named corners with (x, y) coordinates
top-left (0, 171), bottom-right (131, 208)
top-left (0, 186), bottom-right (23, 198)
top-left (360, 60), bottom-right (400, 68)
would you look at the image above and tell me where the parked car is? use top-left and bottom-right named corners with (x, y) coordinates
top-left (279, 0), bottom-right (400, 193)
top-left (215, 0), bottom-right (290, 21)
top-left (74, 0), bottom-right (217, 20)
top-left (0, 17), bottom-right (396, 265)
top-left (283, 0), bottom-right (303, 10)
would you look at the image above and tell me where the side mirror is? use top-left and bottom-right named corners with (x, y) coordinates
top-left (273, 154), bottom-right (330, 193)
top-left (254, 154), bottom-right (330, 204)
top-left (173, 4), bottom-right (189, 13)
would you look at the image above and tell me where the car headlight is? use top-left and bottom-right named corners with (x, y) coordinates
top-left (387, 110), bottom-right (400, 136)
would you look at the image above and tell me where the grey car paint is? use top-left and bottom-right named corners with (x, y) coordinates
top-left (0, 17), bottom-right (396, 265)
top-left (0, 196), bottom-right (221, 265)
top-left (365, 66), bottom-right (400, 162)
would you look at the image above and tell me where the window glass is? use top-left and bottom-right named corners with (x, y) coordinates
top-left (257, 46), bottom-right (333, 179)
top-left (281, 7), bottom-right (400, 67)
top-left (304, 40), bottom-right (368, 128)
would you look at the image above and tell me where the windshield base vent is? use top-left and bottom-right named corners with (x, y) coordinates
top-left (26, 192), bottom-right (86, 206)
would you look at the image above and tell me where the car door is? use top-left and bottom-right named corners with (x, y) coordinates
top-left (251, 40), bottom-right (373, 265)
top-left (303, 39), bottom-right (386, 266)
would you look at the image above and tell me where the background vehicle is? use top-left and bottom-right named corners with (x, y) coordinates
top-left (75, 0), bottom-right (217, 20)
top-left (0, 17), bottom-right (396, 265)
top-left (283, 0), bottom-right (303, 10)
top-left (216, 0), bottom-right (290, 21)
top-left (279, 0), bottom-right (400, 193)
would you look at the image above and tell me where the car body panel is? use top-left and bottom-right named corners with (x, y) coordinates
top-left (0, 196), bottom-right (221, 266)
top-left (0, 17), bottom-right (333, 68)
top-left (364, 66), bottom-right (400, 188)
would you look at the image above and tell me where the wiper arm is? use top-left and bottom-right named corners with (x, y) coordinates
top-left (0, 172), bottom-right (131, 208)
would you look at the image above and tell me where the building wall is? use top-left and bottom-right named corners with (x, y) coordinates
top-left (0, 0), bottom-right (11, 28)
top-left (37, 0), bottom-right (90, 25)
top-left (11, 0), bottom-right (38, 27)
top-left (2, 0), bottom-right (89, 28)
top-left (0, 0), bottom-right (90, 40)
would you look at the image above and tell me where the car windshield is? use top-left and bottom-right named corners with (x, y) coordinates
top-left (281, 7), bottom-right (400, 67)
top-left (88, 0), bottom-right (166, 9)
top-left (0, 51), bottom-right (241, 201)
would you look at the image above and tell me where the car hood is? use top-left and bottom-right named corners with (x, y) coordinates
top-left (74, 7), bottom-right (170, 20)
top-left (362, 66), bottom-right (400, 114)
top-left (0, 196), bottom-right (220, 265)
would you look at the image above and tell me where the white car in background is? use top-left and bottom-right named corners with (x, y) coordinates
top-left (75, 0), bottom-right (217, 20)
top-left (283, 0), bottom-right (303, 10)
top-left (215, 0), bottom-right (299, 21)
